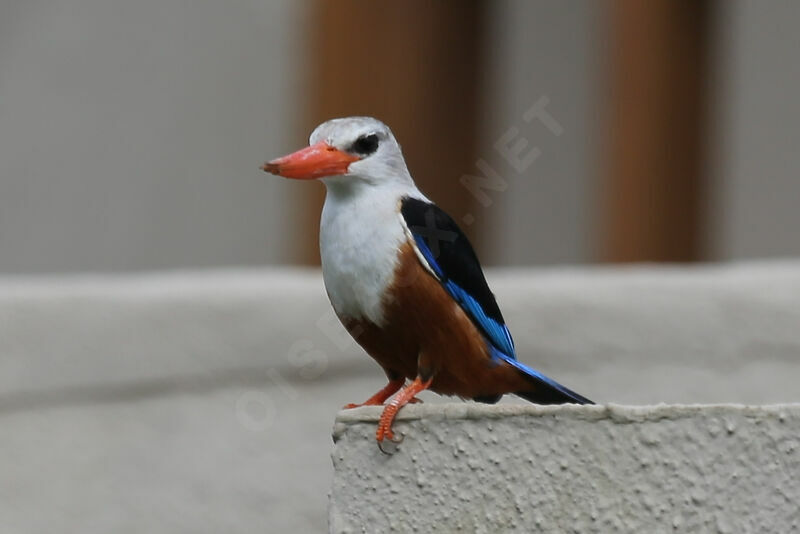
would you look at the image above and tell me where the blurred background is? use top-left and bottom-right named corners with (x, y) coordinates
top-left (2, 1), bottom-right (799, 533)
top-left (2, 0), bottom-right (798, 274)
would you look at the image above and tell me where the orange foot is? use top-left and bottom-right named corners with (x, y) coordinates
top-left (376, 376), bottom-right (433, 449)
top-left (342, 378), bottom-right (405, 409)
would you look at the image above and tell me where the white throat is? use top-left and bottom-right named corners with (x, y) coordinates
top-left (319, 179), bottom-right (425, 325)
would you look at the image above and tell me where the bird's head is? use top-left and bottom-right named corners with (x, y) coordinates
top-left (262, 116), bottom-right (412, 187)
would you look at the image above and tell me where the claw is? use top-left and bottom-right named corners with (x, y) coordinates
top-left (375, 420), bottom-right (394, 442)
top-left (376, 421), bottom-right (404, 454)
top-left (377, 433), bottom-right (404, 455)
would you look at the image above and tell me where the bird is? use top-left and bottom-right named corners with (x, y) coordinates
top-left (262, 116), bottom-right (593, 447)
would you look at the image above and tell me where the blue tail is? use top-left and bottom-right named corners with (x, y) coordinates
top-left (491, 348), bottom-right (594, 405)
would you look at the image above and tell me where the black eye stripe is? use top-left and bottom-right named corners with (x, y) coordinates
top-left (349, 134), bottom-right (379, 156)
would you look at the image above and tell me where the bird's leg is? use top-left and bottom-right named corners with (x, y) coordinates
top-left (342, 378), bottom-right (405, 409)
top-left (376, 375), bottom-right (433, 444)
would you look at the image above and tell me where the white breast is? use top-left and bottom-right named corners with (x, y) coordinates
top-left (319, 182), bottom-right (423, 325)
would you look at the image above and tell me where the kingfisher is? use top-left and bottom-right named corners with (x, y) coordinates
top-left (262, 116), bottom-right (593, 447)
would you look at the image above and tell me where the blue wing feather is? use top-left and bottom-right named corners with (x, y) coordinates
top-left (412, 234), bottom-right (516, 359)
top-left (443, 280), bottom-right (515, 358)
top-left (413, 236), bottom-right (444, 278)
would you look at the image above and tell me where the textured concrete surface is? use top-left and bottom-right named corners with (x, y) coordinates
top-left (1, 262), bottom-right (799, 532)
top-left (331, 403), bottom-right (800, 534)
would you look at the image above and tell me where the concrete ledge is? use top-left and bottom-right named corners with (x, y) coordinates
top-left (331, 403), bottom-right (800, 533)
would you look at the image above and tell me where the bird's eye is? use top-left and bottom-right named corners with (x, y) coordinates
top-left (349, 134), bottom-right (379, 156)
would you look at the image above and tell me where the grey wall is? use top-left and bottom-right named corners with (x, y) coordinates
top-left (479, 0), bottom-right (603, 266)
top-left (0, 0), bottom-right (305, 273)
top-left (712, 0), bottom-right (800, 260)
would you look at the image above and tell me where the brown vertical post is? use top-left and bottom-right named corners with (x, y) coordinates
top-left (295, 0), bottom-right (487, 265)
top-left (600, 0), bottom-right (714, 262)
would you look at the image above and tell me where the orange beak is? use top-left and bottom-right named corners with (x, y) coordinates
top-left (261, 141), bottom-right (360, 180)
